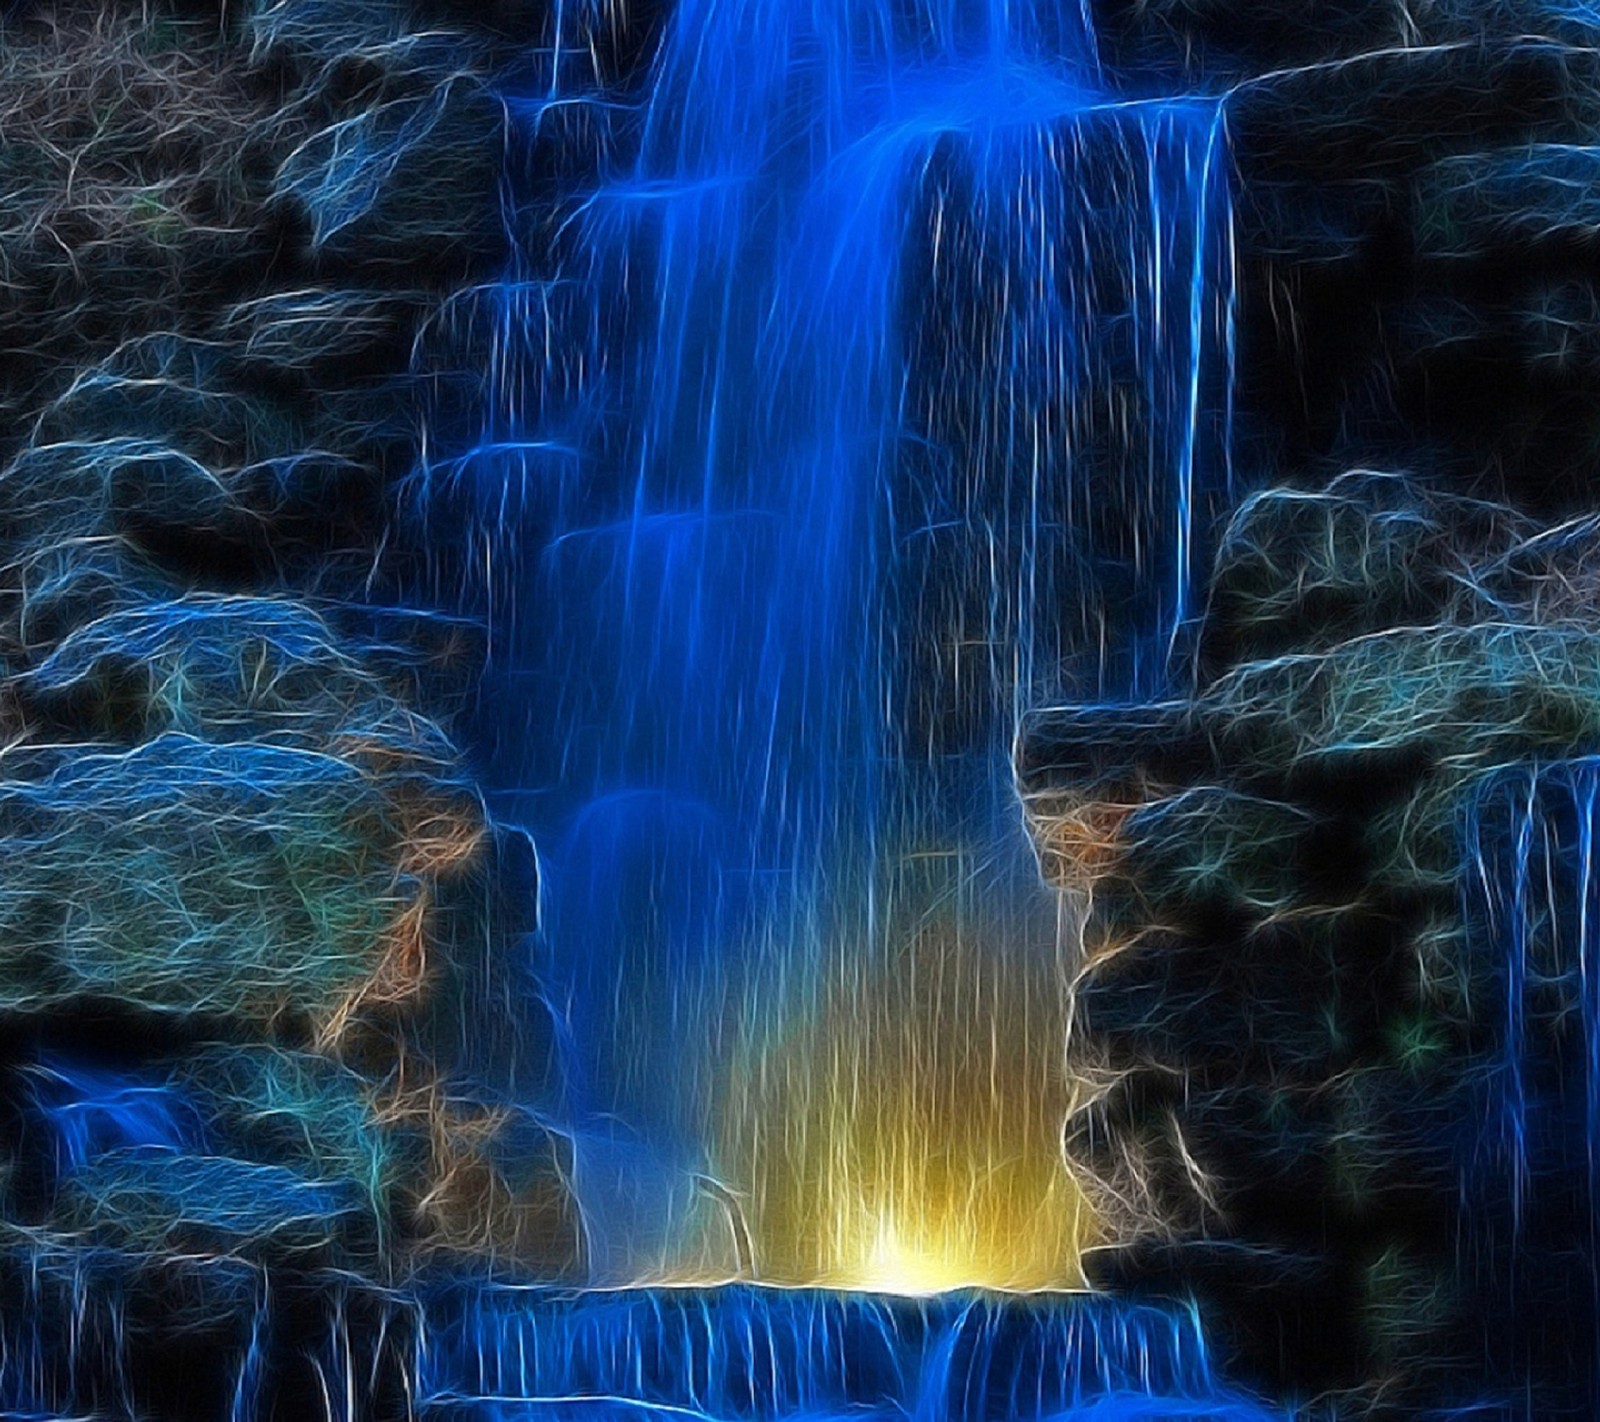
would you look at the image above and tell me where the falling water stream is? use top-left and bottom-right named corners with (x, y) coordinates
top-left (421, 0), bottom-right (1234, 1294)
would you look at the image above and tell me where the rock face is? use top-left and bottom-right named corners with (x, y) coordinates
top-left (0, 4), bottom-right (580, 1417)
top-left (1022, 19), bottom-right (1600, 1409)
top-left (1024, 470), bottom-right (1600, 1407)
top-left (1024, 475), bottom-right (1521, 1406)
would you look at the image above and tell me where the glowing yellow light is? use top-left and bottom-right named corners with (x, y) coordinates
top-left (856, 1216), bottom-right (980, 1296)
top-left (675, 847), bottom-right (1101, 1293)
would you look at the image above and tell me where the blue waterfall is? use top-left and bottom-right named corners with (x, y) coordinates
top-left (418, 0), bottom-right (1233, 1288)
top-left (401, 0), bottom-right (1264, 1417)
top-left (1463, 761), bottom-right (1600, 1413)
top-left (417, 1285), bottom-right (1281, 1420)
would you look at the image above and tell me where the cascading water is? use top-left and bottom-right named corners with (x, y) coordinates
top-left (417, 1284), bottom-right (1280, 1419)
top-left (1463, 761), bottom-right (1600, 1410)
top-left (421, 0), bottom-right (1234, 1294)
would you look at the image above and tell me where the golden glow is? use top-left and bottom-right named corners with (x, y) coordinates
top-left (694, 848), bottom-right (1099, 1292)
top-left (856, 1215), bottom-right (1005, 1295)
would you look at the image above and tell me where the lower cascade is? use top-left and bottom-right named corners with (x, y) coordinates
top-left (420, 1287), bottom-right (1278, 1421)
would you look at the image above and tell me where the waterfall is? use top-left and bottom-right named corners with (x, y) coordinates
top-left (417, 0), bottom-right (1234, 1287)
top-left (416, 1284), bottom-right (1279, 1420)
top-left (1464, 760), bottom-right (1600, 1408)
